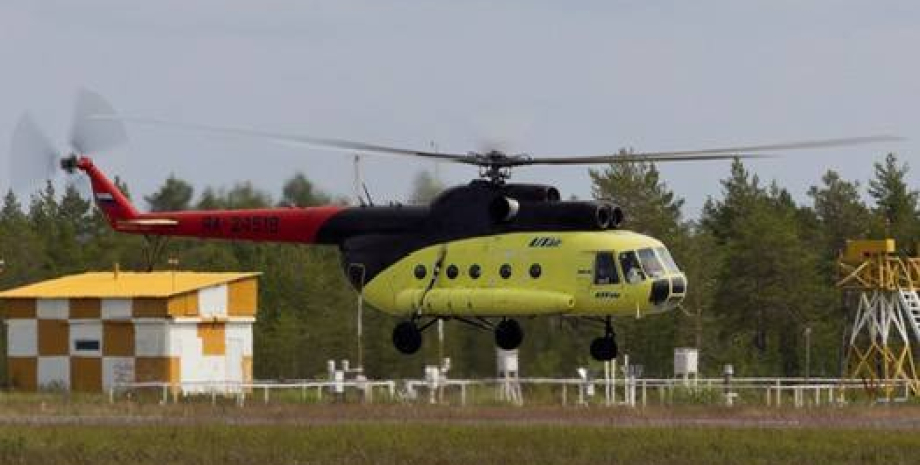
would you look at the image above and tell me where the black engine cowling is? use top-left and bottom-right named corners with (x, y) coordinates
top-left (506, 200), bottom-right (624, 231)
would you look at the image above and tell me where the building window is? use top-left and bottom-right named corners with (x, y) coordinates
top-left (446, 264), bottom-right (459, 279)
top-left (414, 265), bottom-right (427, 279)
top-left (469, 264), bottom-right (482, 279)
top-left (74, 339), bottom-right (100, 352)
top-left (500, 264), bottom-right (512, 279)
top-left (529, 263), bottom-right (542, 278)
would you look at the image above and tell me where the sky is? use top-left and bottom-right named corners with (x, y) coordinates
top-left (1, 1), bottom-right (917, 218)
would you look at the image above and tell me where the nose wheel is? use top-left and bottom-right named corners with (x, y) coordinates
top-left (495, 318), bottom-right (524, 350)
top-left (589, 317), bottom-right (618, 361)
top-left (392, 320), bottom-right (423, 354)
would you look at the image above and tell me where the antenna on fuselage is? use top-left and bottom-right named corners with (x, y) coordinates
top-left (353, 154), bottom-right (364, 206)
top-left (430, 140), bottom-right (442, 186)
top-left (352, 153), bottom-right (375, 207)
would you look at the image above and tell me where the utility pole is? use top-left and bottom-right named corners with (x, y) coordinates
top-left (349, 264), bottom-right (366, 371)
top-left (804, 326), bottom-right (812, 382)
top-left (168, 257), bottom-right (179, 293)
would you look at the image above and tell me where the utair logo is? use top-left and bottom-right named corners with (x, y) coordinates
top-left (529, 236), bottom-right (562, 248)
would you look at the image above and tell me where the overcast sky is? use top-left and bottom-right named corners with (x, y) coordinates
top-left (1, 1), bottom-right (917, 218)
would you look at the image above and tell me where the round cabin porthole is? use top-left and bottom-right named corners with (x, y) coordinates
top-left (529, 263), bottom-right (542, 278)
top-left (500, 264), bottom-right (512, 279)
top-left (414, 264), bottom-right (427, 279)
top-left (469, 264), bottom-right (482, 279)
top-left (446, 264), bottom-right (459, 279)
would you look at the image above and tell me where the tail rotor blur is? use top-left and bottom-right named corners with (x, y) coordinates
top-left (9, 113), bottom-right (60, 194)
top-left (70, 89), bottom-right (128, 155)
top-left (8, 89), bottom-right (127, 196)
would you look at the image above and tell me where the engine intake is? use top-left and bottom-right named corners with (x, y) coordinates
top-left (508, 201), bottom-right (623, 231)
top-left (489, 196), bottom-right (520, 223)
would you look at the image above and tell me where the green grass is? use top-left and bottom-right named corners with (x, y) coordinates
top-left (0, 424), bottom-right (916, 465)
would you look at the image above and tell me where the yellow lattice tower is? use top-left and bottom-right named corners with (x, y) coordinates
top-left (838, 239), bottom-right (920, 398)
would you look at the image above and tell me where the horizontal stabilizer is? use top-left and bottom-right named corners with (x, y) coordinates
top-left (115, 218), bottom-right (179, 230)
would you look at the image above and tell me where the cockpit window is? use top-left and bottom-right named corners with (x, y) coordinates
top-left (619, 251), bottom-right (646, 284)
top-left (638, 248), bottom-right (666, 279)
top-left (655, 247), bottom-right (680, 273)
top-left (594, 252), bottom-right (619, 285)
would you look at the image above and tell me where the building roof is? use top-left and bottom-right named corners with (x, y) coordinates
top-left (0, 271), bottom-right (260, 299)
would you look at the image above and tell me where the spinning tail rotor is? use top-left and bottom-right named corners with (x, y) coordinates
top-left (9, 89), bottom-right (127, 194)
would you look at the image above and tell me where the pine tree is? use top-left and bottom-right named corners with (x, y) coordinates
top-left (808, 170), bottom-right (874, 258)
top-left (589, 157), bottom-right (684, 241)
top-left (702, 159), bottom-right (765, 243)
top-left (703, 163), bottom-right (831, 376)
top-left (280, 173), bottom-right (328, 207)
top-left (868, 153), bottom-right (919, 250)
top-left (145, 175), bottom-right (194, 211)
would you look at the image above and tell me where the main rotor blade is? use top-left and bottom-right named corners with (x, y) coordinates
top-left (95, 116), bottom-right (475, 163)
top-left (10, 113), bottom-right (59, 193)
top-left (70, 89), bottom-right (128, 154)
top-left (525, 135), bottom-right (904, 165)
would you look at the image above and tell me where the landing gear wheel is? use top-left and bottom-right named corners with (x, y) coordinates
top-left (590, 316), bottom-right (618, 361)
top-left (495, 319), bottom-right (524, 350)
top-left (392, 321), bottom-right (422, 354)
top-left (590, 336), bottom-right (618, 361)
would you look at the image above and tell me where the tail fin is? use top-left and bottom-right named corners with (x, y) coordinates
top-left (73, 157), bottom-right (139, 224)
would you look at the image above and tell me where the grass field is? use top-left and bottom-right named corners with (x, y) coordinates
top-left (1, 396), bottom-right (920, 464)
top-left (0, 423), bottom-right (917, 465)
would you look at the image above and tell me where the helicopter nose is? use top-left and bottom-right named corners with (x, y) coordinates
top-left (650, 273), bottom-right (687, 308)
top-left (649, 278), bottom-right (670, 305)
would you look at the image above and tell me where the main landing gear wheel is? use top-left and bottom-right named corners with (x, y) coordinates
top-left (495, 318), bottom-right (524, 350)
top-left (589, 317), bottom-right (618, 361)
top-left (392, 321), bottom-right (422, 354)
top-left (590, 336), bottom-right (617, 361)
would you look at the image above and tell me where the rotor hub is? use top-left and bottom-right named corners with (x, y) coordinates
top-left (471, 151), bottom-right (532, 185)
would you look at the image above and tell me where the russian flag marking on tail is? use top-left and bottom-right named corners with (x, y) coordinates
top-left (95, 192), bottom-right (115, 204)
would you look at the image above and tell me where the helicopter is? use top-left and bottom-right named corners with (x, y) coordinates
top-left (9, 91), bottom-right (901, 361)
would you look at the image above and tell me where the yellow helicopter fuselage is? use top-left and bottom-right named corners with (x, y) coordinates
top-left (362, 230), bottom-right (686, 318)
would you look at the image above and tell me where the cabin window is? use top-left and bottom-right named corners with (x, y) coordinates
top-left (414, 265), bottom-right (427, 279)
top-left (469, 264), bottom-right (482, 279)
top-left (529, 264), bottom-right (542, 278)
top-left (619, 251), bottom-right (646, 284)
top-left (594, 252), bottom-right (619, 285)
top-left (446, 264), bottom-right (459, 279)
top-left (74, 339), bottom-right (100, 352)
top-left (656, 247), bottom-right (680, 273)
top-left (500, 264), bottom-right (513, 279)
top-left (638, 248), bottom-right (666, 278)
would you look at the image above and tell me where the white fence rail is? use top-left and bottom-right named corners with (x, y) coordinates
top-left (110, 376), bottom-right (914, 408)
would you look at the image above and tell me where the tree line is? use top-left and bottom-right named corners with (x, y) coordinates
top-left (0, 154), bottom-right (916, 380)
